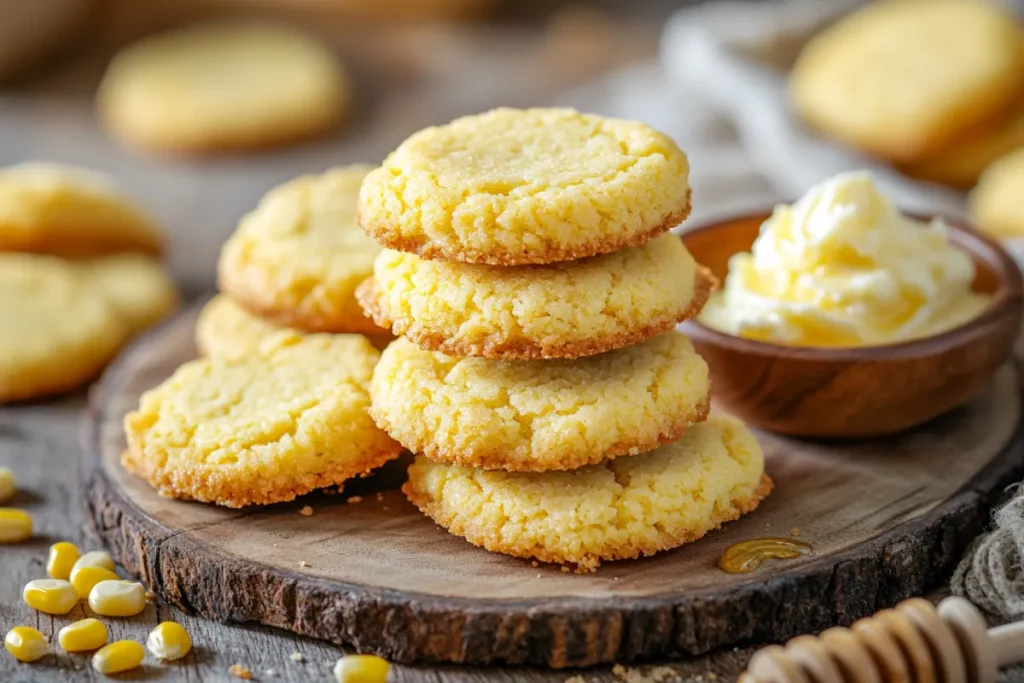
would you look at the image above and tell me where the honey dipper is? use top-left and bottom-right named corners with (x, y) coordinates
top-left (740, 596), bottom-right (1024, 683)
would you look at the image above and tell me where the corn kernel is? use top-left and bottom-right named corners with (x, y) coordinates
top-left (47, 541), bottom-right (81, 580)
top-left (58, 618), bottom-right (108, 652)
top-left (23, 578), bottom-right (78, 615)
top-left (4, 626), bottom-right (49, 663)
top-left (146, 621), bottom-right (191, 661)
top-left (0, 467), bottom-right (15, 503)
top-left (73, 550), bottom-right (115, 573)
top-left (88, 580), bottom-right (146, 617)
top-left (333, 654), bottom-right (391, 683)
top-left (0, 508), bottom-right (31, 543)
top-left (70, 565), bottom-right (119, 599)
top-left (92, 640), bottom-right (144, 674)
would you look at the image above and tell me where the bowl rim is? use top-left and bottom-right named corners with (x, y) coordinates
top-left (679, 209), bottom-right (1024, 361)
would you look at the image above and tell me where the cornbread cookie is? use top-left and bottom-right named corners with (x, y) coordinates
top-left (790, 0), bottom-right (1024, 162)
top-left (97, 23), bottom-right (349, 154)
top-left (971, 148), bottom-right (1024, 238)
top-left (0, 163), bottom-right (162, 256)
top-left (0, 254), bottom-right (127, 403)
top-left (195, 295), bottom-right (299, 360)
top-left (123, 334), bottom-right (401, 507)
top-left (404, 414), bottom-right (772, 571)
top-left (900, 104), bottom-right (1024, 188)
top-left (371, 333), bottom-right (710, 472)
top-left (219, 166), bottom-right (383, 333)
top-left (358, 234), bottom-right (715, 359)
top-left (79, 255), bottom-right (179, 336)
top-left (358, 107), bottom-right (691, 265)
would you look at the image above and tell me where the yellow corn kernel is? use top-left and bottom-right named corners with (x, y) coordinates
top-left (0, 508), bottom-right (31, 543)
top-left (88, 580), bottom-right (146, 617)
top-left (58, 618), bottom-right (108, 652)
top-left (0, 467), bottom-right (15, 503)
top-left (92, 640), bottom-right (145, 674)
top-left (146, 621), bottom-right (191, 661)
top-left (23, 578), bottom-right (78, 615)
top-left (73, 550), bottom-right (115, 573)
top-left (4, 626), bottom-right (49, 663)
top-left (70, 565), bottom-right (119, 599)
top-left (47, 541), bottom-right (81, 580)
top-left (333, 654), bottom-right (391, 683)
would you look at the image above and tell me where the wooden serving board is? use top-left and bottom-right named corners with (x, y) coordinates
top-left (84, 303), bottom-right (1024, 669)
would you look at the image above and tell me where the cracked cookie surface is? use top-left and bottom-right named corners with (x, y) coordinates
top-left (370, 333), bottom-right (710, 472)
top-left (0, 254), bottom-right (129, 403)
top-left (219, 166), bottom-right (384, 334)
top-left (359, 234), bottom-right (714, 359)
top-left (0, 163), bottom-right (163, 257)
top-left (124, 333), bottom-right (401, 507)
top-left (404, 414), bottom-right (771, 571)
top-left (357, 107), bottom-right (691, 265)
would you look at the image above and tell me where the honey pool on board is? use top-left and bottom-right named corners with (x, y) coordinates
top-left (718, 538), bottom-right (813, 574)
top-left (699, 172), bottom-right (992, 347)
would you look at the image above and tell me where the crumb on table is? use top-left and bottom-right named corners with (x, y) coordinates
top-left (229, 663), bottom-right (252, 679)
top-left (299, 505), bottom-right (314, 516)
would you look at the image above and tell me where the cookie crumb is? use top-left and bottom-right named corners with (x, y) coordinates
top-left (265, 669), bottom-right (277, 677)
top-left (561, 566), bottom-right (570, 573)
top-left (376, 492), bottom-right (384, 501)
top-left (299, 505), bottom-right (314, 516)
top-left (707, 673), bottom-right (719, 680)
top-left (531, 561), bottom-right (539, 568)
top-left (790, 528), bottom-right (800, 537)
top-left (348, 496), bottom-right (363, 504)
top-left (611, 664), bottom-right (680, 683)
top-left (565, 676), bottom-right (587, 683)
top-left (298, 560), bottom-right (310, 568)
top-left (229, 664), bottom-right (252, 680)
top-left (290, 651), bottom-right (305, 662)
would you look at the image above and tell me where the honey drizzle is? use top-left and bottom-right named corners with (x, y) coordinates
top-left (718, 537), bottom-right (812, 574)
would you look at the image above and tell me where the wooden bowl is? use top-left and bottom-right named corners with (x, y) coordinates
top-left (680, 212), bottom-right (1024, 438)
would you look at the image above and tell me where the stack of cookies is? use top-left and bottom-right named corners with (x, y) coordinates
top-left (356, 108), bottom-right (772, 571)
top-left (0, 162), bottom-right (178, 404)
top-left (123, 166), bottom-right (403, 508)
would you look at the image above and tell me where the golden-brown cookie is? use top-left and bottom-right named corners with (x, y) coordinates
top-left (195, 295), bottom-right (300, 360)
top-left (219, 166), bottom-right (384, 334)
top-left (78, 255), bottom-right (179, 337)
top-left (123, 334), bottom-right (402, 507)
top-left (790, 0), bottom-right (1024, 161)
top-left (404, 414), bottom-right (771, 571)
top-left (358, 234), bottom-right (714, 359)
top-left (0, 162), bottom-right (162, 257)
top-left (97, 22), bottom-right (349, 154)
top-left (370, 333), bottom-right (710, 472)
top-left (358, 107), bottom-right (691, 265)
top-left (0, 254), bottom-right (127, 403)
top-left (971, 147), bottom-right (1024, 238)
top-left (899, 103), bottom-right (1024, 188)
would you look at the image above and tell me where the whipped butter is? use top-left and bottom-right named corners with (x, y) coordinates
top-left (699, 172), bottom-right (991, 347)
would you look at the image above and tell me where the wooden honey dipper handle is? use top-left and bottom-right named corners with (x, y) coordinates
top-left (740, 596), bottom-right (1024, 683)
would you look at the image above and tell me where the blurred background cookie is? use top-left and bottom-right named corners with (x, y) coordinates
top-left (0, 254), bottom-right (128, 404)
top-left (97, 22), bottom-right (350, 155)
top-left (790, 0), bottom-right (1024, 163)
top-left (0, 162), bottom-right (163, 257)
top-left (77, 254), bottom-right (179, 336)
top-left (971, 147), bottom-right (1024, 240)
top-left (898, 103), bottom-right (1024, 188)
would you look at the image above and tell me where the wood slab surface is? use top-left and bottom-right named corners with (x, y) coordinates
top-left (83, 304), bottom-right (1024, 669)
